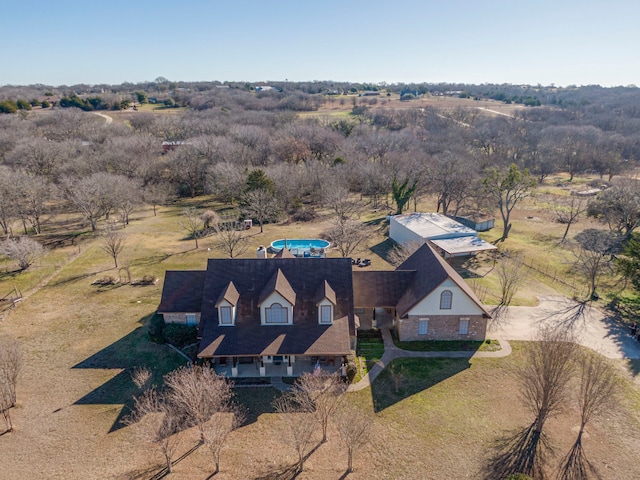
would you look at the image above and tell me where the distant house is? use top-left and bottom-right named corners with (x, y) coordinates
top-left (161, 141), bottom-right (186, 153)
top-left (389, 212), bottom-right (497, 258)
top-left (158, 244), bottom-right (490, 377)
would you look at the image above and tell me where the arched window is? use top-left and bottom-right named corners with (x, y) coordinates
top-left (440, 290), bottom-right (452, 310)
top-left (265, 303), bottom-right (288, 324)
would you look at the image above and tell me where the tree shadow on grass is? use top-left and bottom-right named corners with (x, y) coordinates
top-left (482, 422), bottom-right (552, 480)
top-left (370, 357), bottom-right (470, 412)
top-left (72, 313), bottom-right (186, 432)
top-left (253, 441), bottom-right (322, 480)
top-left (556, 434), bottom-right (601, 480)
top-left (233, 387), bottom-right (281, 426)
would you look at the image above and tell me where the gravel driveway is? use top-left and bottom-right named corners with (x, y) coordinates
top-left (487, 295), bottom-right (640, 359)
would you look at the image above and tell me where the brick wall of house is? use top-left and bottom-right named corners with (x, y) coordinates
top-left (398, 314), bottom-right (487, 341)
top-left (162, 312), bottom-right (201, 325)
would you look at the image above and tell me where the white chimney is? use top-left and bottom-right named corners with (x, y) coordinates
top-left (256, 246), bottom-right (267, 259)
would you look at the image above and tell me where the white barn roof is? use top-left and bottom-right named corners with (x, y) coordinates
top-left (391, 212), bottom-right (476, 240)
top-left (430, 237), bottom-right (497, 256)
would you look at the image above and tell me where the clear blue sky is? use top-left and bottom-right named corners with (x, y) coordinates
top-left (2, 0), bottom-right (638, 87)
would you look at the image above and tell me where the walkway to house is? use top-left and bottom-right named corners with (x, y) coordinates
top-left (347, 328), bottom-right (512, 392)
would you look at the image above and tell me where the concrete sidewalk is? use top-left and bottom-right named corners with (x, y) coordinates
top-left (347, 328), bottom-right (511, 392)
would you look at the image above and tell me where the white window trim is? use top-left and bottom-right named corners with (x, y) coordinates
top-left (218, 305), bottom-right (235, 326)
top-left (440, 290), bottom-right (453, 310)
top-left (459, 317), bottom-right (470, 335)
top-left (418, 317), bottom-right (429, 335)
top-left (265, 302), bottom-right (289, 324)
top-left (260, 292), bottom-right (294, 325)
top-left (318, 301), bottom-right (333, 324)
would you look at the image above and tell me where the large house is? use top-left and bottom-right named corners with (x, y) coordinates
top-left (157, 244), bottom-right (489, 377)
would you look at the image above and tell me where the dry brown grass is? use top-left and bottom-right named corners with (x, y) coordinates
top-left (0, 191), bottom-right (639, 479)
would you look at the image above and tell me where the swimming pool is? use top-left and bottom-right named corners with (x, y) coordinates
top-left (270, 239), bottom-right (330, 257)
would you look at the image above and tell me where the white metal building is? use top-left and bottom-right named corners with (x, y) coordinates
top-left (389, 212), bottom-right (497, 258)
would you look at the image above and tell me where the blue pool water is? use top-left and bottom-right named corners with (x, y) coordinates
top-left (271, 239), bottom-right (330, 251)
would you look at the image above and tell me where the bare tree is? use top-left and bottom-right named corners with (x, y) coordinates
top-left (241, 188), bottom-right (280, 233)
top-left (202, 409), bottom-right (245, 475)
top-left (587, 178), bottom-right (640, 240)
top-left (180, 207), bottom-right (203, 249)
top-left (553, 196), bottom-right (587, 243)
top-left (288, 371), bottom-right (347, 443)
top-left (213, 222), bottom-right (249, 258)
top-left (130, 366), bottom-right (152, 392)
top-left (163, 365), bottom-right (235, 445)
top-left (0, 377), bottom-right (14, 433)
top-left (334, 403), bottom-right (372, 474)
top-left (0, 337), bottom-right (22, 408)
top-left (125, 386), bottom-right (184, 475)
top-left (572, 229), bottom-right (617, 299)
top-left (143, 182), bottom-right (176, 216)
top-left (388, 361), bottom-right (405, 394)
top-left (324, 217), bottom-right (370, 258)
top-left (273, 395), bottom-right (318, 473)
top-left (557, 352), bottom-right (621, 480)
top-left (509, 326), bottom-right (578, 478)
top-left (99, 225), bottom-right (125, 269)
top-left (496, 251), bottom-right (530, 307)
top-left (0, 236), bottom-right (44, 270)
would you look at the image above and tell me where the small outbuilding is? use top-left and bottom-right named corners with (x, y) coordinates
top-left (389, 212), bottom-right (497, 258)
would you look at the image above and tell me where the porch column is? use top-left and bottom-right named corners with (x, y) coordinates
top-left (231, 357), bottom-right (238, 377)
top-left (286, 356), bottom-right (293, 376)
top-left (259, 357), bottom-right (266, 377)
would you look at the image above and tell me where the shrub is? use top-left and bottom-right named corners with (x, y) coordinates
top-left (141, 274), bottom-right (157, 285)
top-left (163, 324), bottom-right (198, 347)
top-left (148, 314), bottom-right (165, 343)
top-left (93, 276), bottom-right (117, 285)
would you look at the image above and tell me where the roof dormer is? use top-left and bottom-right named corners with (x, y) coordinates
top-left (258, 269), bottom-right (296, 325)
top-left (315, 280), bottom-right (336, 325)
top-left (215, 281), bottom-right (239, 326)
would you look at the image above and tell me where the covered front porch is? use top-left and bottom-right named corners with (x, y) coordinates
top-left (208, 354), bottom-right (345, 378)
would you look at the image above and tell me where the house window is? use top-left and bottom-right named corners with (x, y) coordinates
top-left (418, 318), bottom-right (429, 335)
top-left (440, 290), bottom-right (452, 310)
top-left (219, 306), bottom-right (233, 325)
top-left (459, 318), bottom-right (469, 335)
top-left (265, 303), bottom-right (288, 324)
top-left (186, 314), bottom-right (197, 326)
top-left (320, 305), bottom-right (332, 324)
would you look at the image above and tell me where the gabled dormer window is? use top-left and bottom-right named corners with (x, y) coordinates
top-left (259, 269), bottom-right (296, 326)
top-left (265, 302), bottom-right (288, 324)
top-left (215, 281), bottom-right (239, 326)
top-left (315, 280), bottom-right (336, 325)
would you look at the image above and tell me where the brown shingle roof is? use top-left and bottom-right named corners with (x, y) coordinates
top-left (395, 244), bottom-right (489, 317)
top-left (314, 280), bottom-right (337, 306)
top-left (157, 270), bottom-right (206, 313)
top-left (197, 257), bottom-right (355, 358)
top-left (352, 270), bottom-right (415, 307)
top-left (273, 248), bottom-right (296, 258)
top-left (258, 268), bottom-right (296, 306)
top-left (215, 281), bottom-right (240, 307)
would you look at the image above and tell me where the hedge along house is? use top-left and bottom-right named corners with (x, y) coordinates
top-left (158, 244), bottom-right (489, 377)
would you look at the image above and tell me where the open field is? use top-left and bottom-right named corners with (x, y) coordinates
top-left (1, 180), bottom-right (640, 479)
